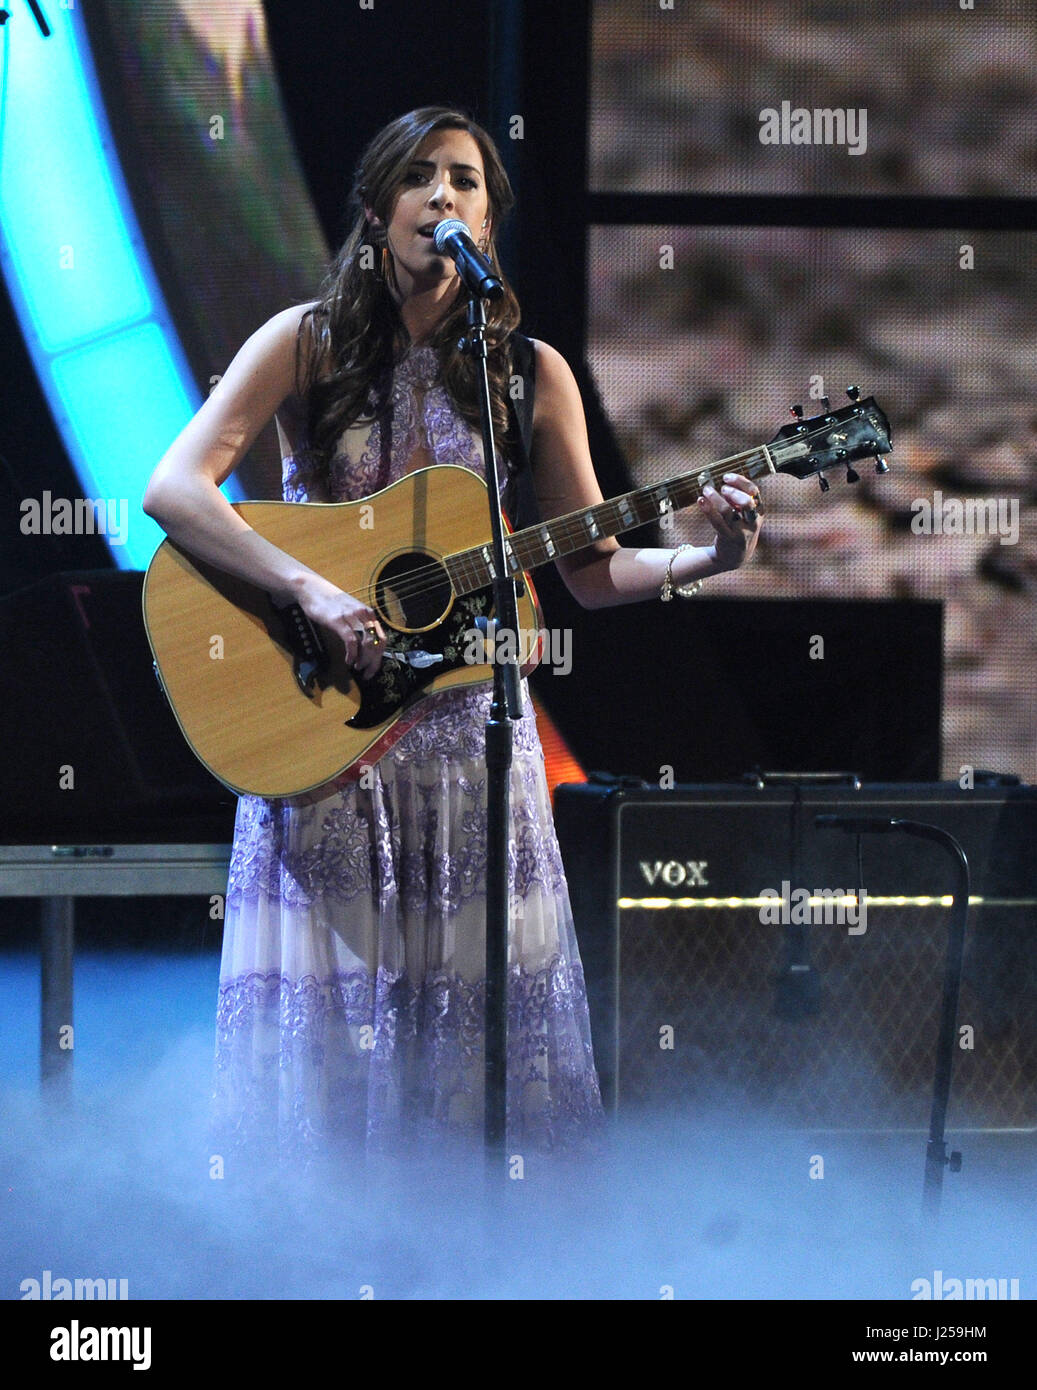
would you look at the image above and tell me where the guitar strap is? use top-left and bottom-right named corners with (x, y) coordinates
top-left (503, 330), bottom-right (539, 530)
top-left (507, 330), bottom-right (536, 463)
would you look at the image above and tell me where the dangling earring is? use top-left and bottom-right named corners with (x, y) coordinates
top-left (380, 245), bottom-right (390, 280)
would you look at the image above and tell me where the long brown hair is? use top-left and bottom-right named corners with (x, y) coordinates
top-left (296, 107), bottom-right (523, 489)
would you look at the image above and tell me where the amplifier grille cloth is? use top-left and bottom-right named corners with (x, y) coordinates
top-left (617, 905), bottom-right (1037, 1129)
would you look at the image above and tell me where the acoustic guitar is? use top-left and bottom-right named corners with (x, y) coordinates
top-left (142, 391), bottom-right (891, 800)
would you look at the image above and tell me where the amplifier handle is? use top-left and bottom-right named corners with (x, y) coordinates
top-left (744, 769), bottom-right (862, 790)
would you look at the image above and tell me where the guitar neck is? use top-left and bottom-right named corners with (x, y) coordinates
top-left (444, 444), bottom-right (777, 595)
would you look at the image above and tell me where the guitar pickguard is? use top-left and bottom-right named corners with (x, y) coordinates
top-left (346, 586), bottom-right (496, 729)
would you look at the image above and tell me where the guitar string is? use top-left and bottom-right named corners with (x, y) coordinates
top-left (385, 408), bottom-right (883, 606)
top-left (339, 433), bottom-right (859, 612)
top-left (334, 448), bottom-right (771, 610)
top-left (339, 442), bottom-right (781, 609)
top-left (331, 440), bottom-right (796, 609)
top-left (319, 415), bottom-right (882, 612)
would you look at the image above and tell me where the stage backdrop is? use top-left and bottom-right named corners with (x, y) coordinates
top-left (586, 0), bottom-right (1036, 782)
top-left (85, 0), bottom-right (330, 501)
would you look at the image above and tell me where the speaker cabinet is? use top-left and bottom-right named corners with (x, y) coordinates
top-left (555, 782), bottom-right (1037, 1131)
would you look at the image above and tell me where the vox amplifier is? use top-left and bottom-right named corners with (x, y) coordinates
top-left (554, 780), bottom-right (1037, 1131)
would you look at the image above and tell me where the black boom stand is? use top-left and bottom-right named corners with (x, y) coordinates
top-left (457, 295), bottom-right (523, 1176)
top-left (816, 815), bottom-right (970, 1221)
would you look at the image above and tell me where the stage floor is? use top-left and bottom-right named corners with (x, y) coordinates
top-left (1, 939), bottom-right (1035, 1301)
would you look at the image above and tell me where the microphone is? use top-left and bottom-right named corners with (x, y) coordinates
top-left (432, 218), bottom-right (504, 300)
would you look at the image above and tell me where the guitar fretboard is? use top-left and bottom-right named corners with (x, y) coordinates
top-left (444, 447), bottom-right (776, 595)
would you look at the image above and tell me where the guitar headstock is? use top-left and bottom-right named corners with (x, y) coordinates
top-left (769, 388), bottom-right (892, 491)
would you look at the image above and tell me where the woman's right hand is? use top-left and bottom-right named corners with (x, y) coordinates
top-left (291, 573), bottom-right (387, 679)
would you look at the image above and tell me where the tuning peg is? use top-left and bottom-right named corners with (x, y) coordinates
top-left (818, 472), bottom-right (830, 493)
top-left (846, 385), bottom-right (860, 402)
top-left (874, 456), bottom-right (889, 474)
top-left (790, 403), bottom-right (804, 420)
top-left (821, 396), bottom-right (831, 414)
top-left (846, 465), bottom-right (860, 483)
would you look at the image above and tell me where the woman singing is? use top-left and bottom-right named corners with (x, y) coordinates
top-left (143, 106), bottom-right (762, 1163)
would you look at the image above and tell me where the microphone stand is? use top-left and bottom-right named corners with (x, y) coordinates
top-left (458, 295), bottom-right (523, 1177)
top-left (815, 816), bottom-right (969, 1221)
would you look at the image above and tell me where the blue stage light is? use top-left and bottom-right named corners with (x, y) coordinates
top-left (0, 5), bottom-right (243, 571)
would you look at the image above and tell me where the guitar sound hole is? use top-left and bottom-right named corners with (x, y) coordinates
top-left (375, 551), bottom-right (453, 632)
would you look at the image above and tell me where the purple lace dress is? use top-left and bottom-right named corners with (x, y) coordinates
top-left (213, 345), bottom-right (605, 1160)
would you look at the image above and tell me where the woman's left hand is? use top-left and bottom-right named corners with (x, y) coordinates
top-left (699, 472), bottom-right (763, 572)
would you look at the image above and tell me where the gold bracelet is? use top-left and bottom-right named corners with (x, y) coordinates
top-left (661, 544), bottom-right (703, 601)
